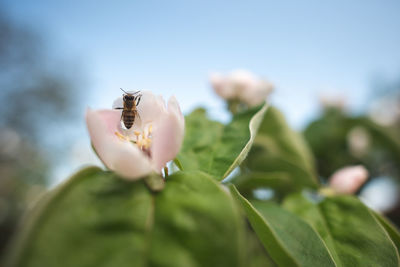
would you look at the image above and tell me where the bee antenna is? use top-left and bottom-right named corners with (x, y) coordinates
top-left (120, 88), bottom-right (128, 94)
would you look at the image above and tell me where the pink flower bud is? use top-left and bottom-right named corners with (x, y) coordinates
top-left (329, 165), bottom-right (369, 194)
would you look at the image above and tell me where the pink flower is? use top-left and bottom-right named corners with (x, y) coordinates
top-left (210, 70), bottom-right (274, 107)
top-left (329, 165), bottom-right (369, 194)
top-left (210, 73), bottom-right (236, 99)
top-left (86, 91), bottom-right (184, 180)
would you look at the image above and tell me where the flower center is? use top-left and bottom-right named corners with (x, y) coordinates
top-left (115, 124), bottom-right (153, 152)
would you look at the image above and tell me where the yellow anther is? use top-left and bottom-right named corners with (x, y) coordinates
top-left (142, 138), bottom-right (152, 149)
top-left (115, 131), bottom-right (128, 141)
top-left (116, 127), bottom-right (153, 151)
top-left (136, 141), bottom-right (142, 149)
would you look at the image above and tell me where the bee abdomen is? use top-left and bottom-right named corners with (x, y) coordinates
top-left (122, 112), bottom-right (135, 129)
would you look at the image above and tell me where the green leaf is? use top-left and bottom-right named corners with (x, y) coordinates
top-left (173, 158), bottom-right (183, 171)
top-left (177, 103), bottom-right (268, 180)
top-left (6, 167), bottom-right (245, 267)
top-left (230, 185), bottom-right (336, 267)
top-left (303, 109), bottom-right (400, 180)
top-left (283, 193), bottom-right (400, 266)
top-left (244, 227), bottom-right (277, 267)
top-left (372, 211), bottom-right (400, 253)
top-left (244, 107), bottom-right (318, 191)
top-left (144, 173), bottom-right (165, 192)
top-left (234, 171), bottom-right (291, 197)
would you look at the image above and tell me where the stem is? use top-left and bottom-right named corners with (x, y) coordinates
top-left (228, 100), bottom-right (240, 114)
top-left (144, 173), bottom-right (165, 192)
top-left (319, 187), bottom-right (336, 197)
top-left (228, 99), bottom-right (248, 114)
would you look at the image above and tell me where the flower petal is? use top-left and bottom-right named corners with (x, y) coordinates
top-left (136, 91), bottom-right (166, 125)
top-left (112, 97), bottom-right (123, 109)
top-left (210, 70), bottom-right (273, 106)
top-left (86, 108), bottom-right (153, 180)
top-left (210, 72), bottom-right (235, 99)
top-left (151, 96), bottom-right (185, 171)
top-left (240, 80), bottom-right (274, 106)
top-left (229, 70), bottom-right (257, 89)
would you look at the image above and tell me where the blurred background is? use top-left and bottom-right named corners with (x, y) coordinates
top-left (0, 0), bottom-right (399, 259)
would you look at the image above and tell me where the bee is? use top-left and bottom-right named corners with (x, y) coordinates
top-left (115, 88), bottom-right (142, 129)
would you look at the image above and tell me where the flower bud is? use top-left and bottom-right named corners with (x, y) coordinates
top-left (329, 165), bottom-right (369, 194)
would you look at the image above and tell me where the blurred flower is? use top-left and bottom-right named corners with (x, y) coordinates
top-left (368, 96), bottom-right (400, 126)
top-left (210, 70), bottom-right (273, 107)
top-left (86, 91), bottom-right (184, 180)
top-left (329, 165), bottom-right (369, 194)
top-left (347, 126), bottom-right (370, 158)
top-left (318, 92), bottom-right (347, 111)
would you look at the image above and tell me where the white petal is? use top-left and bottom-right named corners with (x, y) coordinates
top-left (212, 70), bottom-right (274, 106)
top-left (136, 91), bottom-right (167, 124)
top-left (229, 70), bottom-right (258, 89)
top-left (151, 96), bottom-right (185, 171)
top-left (112, 97), bottom-right (123, 109)
top-left (109, 142), bottom-right (154, 179)
top-left (86, 108), bottom-right (153, 180)
top-left (240, 80), bottom-right (273, 106)
top-left (210, 72), bottom-right (236, 99)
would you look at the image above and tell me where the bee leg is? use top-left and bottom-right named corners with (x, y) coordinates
top-left (135, 110), bottom-right (141, 121)
top-left (135, 95), bottom-right (142, 106)
top-left (114, 107), bottom-right (124, 110)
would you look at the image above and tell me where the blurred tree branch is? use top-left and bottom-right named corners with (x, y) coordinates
top-left (0, 12), bottom-right (81, 142)
top-left (0, 9), bottom-right (85, 259)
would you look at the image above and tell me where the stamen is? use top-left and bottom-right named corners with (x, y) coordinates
top-left (115, 124), bottom-right (153, 154)
top-left (115, 131), bottom-right (129, 141)
top-left (143, 138), bottom-right (152, 149)
top-left (134, 131), bottom-right (141, 145)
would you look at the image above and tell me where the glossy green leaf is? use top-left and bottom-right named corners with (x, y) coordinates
top-left (6, 167), bottom-right (245, 267)
top-left (244, 227), bottom-right (277, 267)
top-left (372, 211), bottom-right (400, 252)
top-left (244, 107), bottom-right (318, 191)
top-left (234, 171), bottom-right (291, 197)
top-left (178, 103), bottom-right (268, 180)
top-left (303, 109), bottom-right (400, 180)
top-left (283, 193), bottom-right (400, 266)
top-left (230, 185), bottom-right (336, 267)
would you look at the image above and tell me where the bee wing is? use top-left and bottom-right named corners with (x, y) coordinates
top-left (112, 97), bottom-right (123, 109)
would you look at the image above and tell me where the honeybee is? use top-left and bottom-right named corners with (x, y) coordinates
top-left (115, 88), bottom-right (142, 129)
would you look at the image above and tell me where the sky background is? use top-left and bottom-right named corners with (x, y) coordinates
top-left (2, 0), bottom-right (400, 184)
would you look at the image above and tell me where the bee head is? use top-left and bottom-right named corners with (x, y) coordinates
top-left (124, 95), bottom-right (134, 101)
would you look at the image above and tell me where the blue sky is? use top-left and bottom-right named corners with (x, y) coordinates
top-left (3, 0), bottom-right (400, 184)
top-left (3, 0), bottom-right (400, 127)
